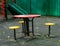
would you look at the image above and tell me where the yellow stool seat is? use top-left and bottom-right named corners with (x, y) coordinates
top-left (45, 23), bottom-right (55, 26)
top-left (9, 26), bottom-right (20, 30)
top-left (18, 21), bottom-right (24, 24)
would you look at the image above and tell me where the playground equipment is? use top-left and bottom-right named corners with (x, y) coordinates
top-left (0, 0), bottom-right (28, 20)
top-left (7, 3), bottom-right (28, 15)
top-left (0, 0), bottom-right (7, 20)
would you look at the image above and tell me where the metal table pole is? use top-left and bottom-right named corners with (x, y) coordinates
top-left (32, 18), bottom-right (34, 36)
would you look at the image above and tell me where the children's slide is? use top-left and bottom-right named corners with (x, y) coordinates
top-left (7, 3), bottom-right (28, 15)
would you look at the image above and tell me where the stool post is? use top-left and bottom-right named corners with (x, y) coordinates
top-left (48, 25), bottom-right (51, 37)
top-left (22, 21), bottom-right (26, 36)
top-left (14, 29), bottom-right (16, 40)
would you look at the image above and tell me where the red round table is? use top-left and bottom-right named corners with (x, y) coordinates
top-left (14, 15), bottom-right (41, 36)
top-left (14, 15), bottom-right (40, 18)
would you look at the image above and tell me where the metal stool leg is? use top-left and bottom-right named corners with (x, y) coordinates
top-left (48, 26), bottom-right (51, 37)
top-left (14, 29), bottom-right (16, 40)
top-left (22, 23), bottom-right (26, 36)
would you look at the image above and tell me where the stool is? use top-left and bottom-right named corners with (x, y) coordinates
top-left (45, 22), bottom-right (55, 37)
top-left (18, 21), bottom-right (24, 31)
top-left (18, 21), bottom-right (26, 36)
top-left (9, 26), bottom-right (20, 40)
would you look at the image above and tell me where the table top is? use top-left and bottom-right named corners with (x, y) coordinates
top-left (14, 14), bottom-right (41, 18)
